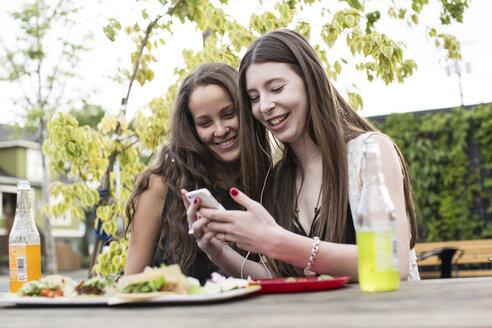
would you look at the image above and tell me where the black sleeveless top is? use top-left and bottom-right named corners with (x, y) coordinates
top-left (152, 187), bottom-right (241, 285)
top-left (293, 203), bottom-right (356, 244)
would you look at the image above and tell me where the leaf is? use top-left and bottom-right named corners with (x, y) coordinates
top-left (109, 240), bottom-right (119, 252)
top-left (334, 61), bottom-right (342, 74)
top-left (382, 46), bottom-right (393, 58)
top-left (347, 91), bottom-right (363, 110)
top-left (344, 14), bottom-right (355, 27)
top-left (102, 221), bottom-right (117, 236)
top-left (142, 9), bottom-right (149, 20)
top-left (111, 255), bottom-right (124, 268)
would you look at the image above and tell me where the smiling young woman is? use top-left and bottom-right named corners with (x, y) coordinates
top-left (124, 63), bottom-right (247, 284)
top-left (191, 29), bottom-right (419, 281)
top-left (245, 61), bottom-right (309, 145)
top-left (188, 83), bottom-right (240, 164)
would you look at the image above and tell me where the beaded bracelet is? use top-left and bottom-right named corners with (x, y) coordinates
top-left (304, 236), bottom-right (320, 276)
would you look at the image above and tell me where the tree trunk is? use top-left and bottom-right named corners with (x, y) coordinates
top-left (88, 155), bottom-right (115, 276)
top-left (40, 119), bottom-right (57, 274)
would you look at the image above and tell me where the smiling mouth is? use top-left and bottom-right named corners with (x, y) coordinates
top-left (216, 136), bottom-right (237, 147)
top-left (268, 113), bottom-right (289, 126)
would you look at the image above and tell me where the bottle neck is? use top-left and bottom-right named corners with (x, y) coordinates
top-left (15, 189), bottom-right (32, 220)
top-left (362, 143), bottom-right (396, 215)
top-left (363, 150), bottom-right (383, 185)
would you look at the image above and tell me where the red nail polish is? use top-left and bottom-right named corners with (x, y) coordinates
top-left (194, 198), bottom-right (198, 204)
top-left (230, 188), bottom-right (238, 196)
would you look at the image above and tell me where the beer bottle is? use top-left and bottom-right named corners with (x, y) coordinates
top-left (356, 138), bottom-right (400, 292)
top-left (8, 180), bottom-right (42, 293)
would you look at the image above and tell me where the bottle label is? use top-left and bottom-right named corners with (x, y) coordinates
top-left (9, 243), bottom-right (41, 293)
top-left (374, 231), bottom-right (398, 272)
top-left (391, 236), bottom-right (399, 271)
top-left (9, 244), bottom-right (28, 282)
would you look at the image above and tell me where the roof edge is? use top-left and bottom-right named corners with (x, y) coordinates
top-left (0, 140), bottom-right (40, 149)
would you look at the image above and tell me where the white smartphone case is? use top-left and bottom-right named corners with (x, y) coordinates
top-left (186, 188), bottom-right (225, 209)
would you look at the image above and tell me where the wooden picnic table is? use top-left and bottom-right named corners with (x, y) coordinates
top-left (1, 276), bottom-right (491, 328)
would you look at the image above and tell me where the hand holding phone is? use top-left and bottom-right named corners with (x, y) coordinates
top-left (186, 188), bottom-right (225, 210)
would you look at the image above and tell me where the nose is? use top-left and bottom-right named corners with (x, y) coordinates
top-left (259, 94), bottom-right (275, 113)
top-left (214, 122), bottom-right (229, 137)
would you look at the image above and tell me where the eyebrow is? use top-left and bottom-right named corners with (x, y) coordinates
top-left (220, 103), bottom-right (234, 112)
top-left (193, 104), bottom-right (234, 121)
top-left (246, 77), bottom-right (284, 93)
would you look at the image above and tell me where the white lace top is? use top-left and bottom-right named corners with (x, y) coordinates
top-left (347, 132), bottom-right (420, 280)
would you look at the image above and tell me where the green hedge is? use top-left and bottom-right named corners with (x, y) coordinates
top-left (371, 103), bottom-right (492, 242)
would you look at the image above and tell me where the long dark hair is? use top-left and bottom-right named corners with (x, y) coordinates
top-left (239, 29), bottom-right (417, 276)
top-left (125, 63), bottom-right (240, 272)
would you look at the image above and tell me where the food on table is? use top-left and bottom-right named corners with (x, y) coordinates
top-left (13, 265), bottom-right (251, 301)
top-left (200, 271), bottom-right (249, 294)
top-left (17, 274), bottom-right (76, 298)
top-left (116, 265), bottom-right (250, 299)
top-left (283, 275), bottom-right (333, 283)
top-left (74, 276), bottom-right (117, 296)
top-left (115, 265), bottom-right (189, 300)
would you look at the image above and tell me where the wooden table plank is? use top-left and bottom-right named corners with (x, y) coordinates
top-left (1, 277), bottom-right (492, 328)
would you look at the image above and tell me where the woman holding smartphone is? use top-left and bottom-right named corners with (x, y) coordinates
top-left (124, 63), bottom-right (249, 284)
top-left (190, 29), bottom-right (420, 280)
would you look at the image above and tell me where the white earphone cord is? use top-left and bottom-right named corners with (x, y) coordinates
top-left (240, 133), bottom-right (273, 279)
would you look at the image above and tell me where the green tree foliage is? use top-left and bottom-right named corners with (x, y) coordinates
top-left (69, 102), bottom-right (106, 129)
top-left (374, 103), bottom-right (492, 242)
top-left (0, 0), bottom-right (96, 273)
top-left (43, 0), bottom-right (470, 276)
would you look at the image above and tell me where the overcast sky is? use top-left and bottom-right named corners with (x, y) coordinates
top-left (0, 0), bottom-right (491, 125)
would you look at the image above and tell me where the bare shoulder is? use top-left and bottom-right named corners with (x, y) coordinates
top-left (366, 133), bottom-right (397, 156)
top-left (367, 133), bottom-right (394, 150)
top-left (367, 133), bottom-right (403, 175)
top-left (132, 173), bottom-right (168, 223)
top-left (146, 174), bottom-right (168, 199)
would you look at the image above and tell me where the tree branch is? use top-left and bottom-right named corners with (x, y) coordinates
top-left (123, 0), bottom-right (186, 113)
top-left (36, 14), bottom-right (43, 110)
top-left (121, 138), bottom-right (140, 152)
top-left (45, 30), bottom-right (71, 104)
top-left (144, 151), bottom-right (155, 166)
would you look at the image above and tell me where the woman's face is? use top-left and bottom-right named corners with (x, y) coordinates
top-left (245, 62), bottom-right (308, 145)
top-left (189, 84), bottom-right (240, 164)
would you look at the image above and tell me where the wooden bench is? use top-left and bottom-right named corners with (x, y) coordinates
top-left (415, 239), bottom-right (492, 279)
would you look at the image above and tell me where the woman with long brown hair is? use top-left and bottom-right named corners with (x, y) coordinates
top-left (191, 29), bottom-right (419, 280)
top-left (124, 63), bottom-right (245, 283)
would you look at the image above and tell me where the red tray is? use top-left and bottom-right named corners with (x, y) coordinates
top-left (250, 276), bottom-right (350, 294)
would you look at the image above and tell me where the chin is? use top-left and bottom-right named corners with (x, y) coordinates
top-left (221, 156), bottom-right (240, 164)
top-left (272, 130), bottom-right (299, 144)
top-left (219, 152), bottom-right (240, 164)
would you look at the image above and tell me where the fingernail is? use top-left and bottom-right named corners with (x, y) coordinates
top-left (194, 198), bottom-right (198, 204)
top-left (230, 188), bottom-right (238, 196)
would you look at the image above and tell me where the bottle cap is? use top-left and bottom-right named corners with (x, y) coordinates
top-left (17, 180), bottom-right (31, 190)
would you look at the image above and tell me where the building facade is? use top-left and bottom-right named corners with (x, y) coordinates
top-left (0, 124), bottom-right (85, 269)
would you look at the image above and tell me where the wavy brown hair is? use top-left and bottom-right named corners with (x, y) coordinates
top-left (239, 29), bottom-right (418, 276)
top-left (125, 63), bottom-right (241, 273)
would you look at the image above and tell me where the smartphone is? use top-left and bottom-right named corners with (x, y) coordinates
top-left (186, 188), bottom-right (225, 210)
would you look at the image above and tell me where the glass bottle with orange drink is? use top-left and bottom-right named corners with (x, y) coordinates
top-left (8, 180), bottom-right (41, 293)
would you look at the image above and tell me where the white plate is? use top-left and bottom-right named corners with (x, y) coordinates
top-left (0, 293), bottom-right (109, 306)
top-left (0, 287), bottom-right (260, 307)
top-left (107, 286), bottom-right (260, 305)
